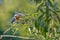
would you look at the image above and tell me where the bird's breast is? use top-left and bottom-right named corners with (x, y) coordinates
top-left (16, 16), bottom-right (19, 20)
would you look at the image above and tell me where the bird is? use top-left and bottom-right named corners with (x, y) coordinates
top-left (11, 13), bottom-right (19, 23)
top-left (10, 11), bottom-right (25, 24)
top-left (3, 11), bottom-right (25, 34)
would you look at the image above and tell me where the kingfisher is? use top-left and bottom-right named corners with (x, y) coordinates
top-left (10, 11), bottom-right (25, 24)
top-left (3, 12), bottom-right (25, 34)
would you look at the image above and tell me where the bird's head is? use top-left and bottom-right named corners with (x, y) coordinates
top-left (14, 12), bottom-right (25, 20)
top-left (15, 14), bottom-right (19, 20)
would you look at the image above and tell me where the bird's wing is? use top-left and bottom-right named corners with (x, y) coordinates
top-left (11, 17), bottom-right (15, 23)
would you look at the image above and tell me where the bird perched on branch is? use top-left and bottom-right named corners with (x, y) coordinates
top-left (3, 11), bottom-right (25, 34)
top-left (11, 11), bottom-right (25, 24)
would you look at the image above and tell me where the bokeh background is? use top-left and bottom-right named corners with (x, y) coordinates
top-left (0, 0), bottom-right (60, 40)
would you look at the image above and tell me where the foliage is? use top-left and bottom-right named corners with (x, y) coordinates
top-left (34, 0), bottom-right (60, 40)
top-left (0, 0), bottom-right (60, 40)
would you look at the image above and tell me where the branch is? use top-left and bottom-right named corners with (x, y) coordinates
top-left (3, 27), bottom-right (12, 34)
top-left (0, 35), bottom-right (35, 40)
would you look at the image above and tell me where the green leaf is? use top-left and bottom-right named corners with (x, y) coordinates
top-left (48, 0), bottom-right (53, 7)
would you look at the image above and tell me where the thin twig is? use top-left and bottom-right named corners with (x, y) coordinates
top-left (3, 27), bottom-right (12, 34)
